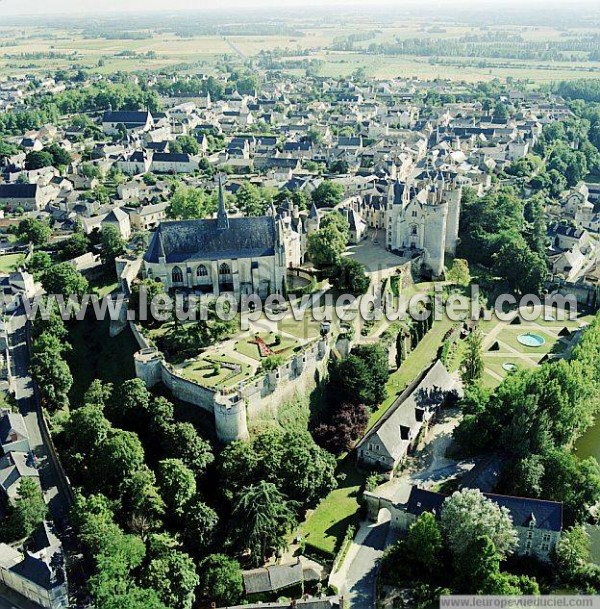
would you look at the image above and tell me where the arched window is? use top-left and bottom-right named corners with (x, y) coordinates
top-left (411, 225), bottom-right (418, 236)
top-left (219, 263), bottom-right (231, 276)
top-left (172, 266), bottom-right (183, 283)
top-left (197, 265), bottom-right (208, 277)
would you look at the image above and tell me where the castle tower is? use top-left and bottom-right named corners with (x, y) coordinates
top-left (444, 183), bottom-right (462, 256)
top-left (423, 197), bottom-right (448, 278)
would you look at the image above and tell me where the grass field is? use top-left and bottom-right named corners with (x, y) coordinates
top-left (299, 458), bottom-right (367, 556)
top-left (0, 253), bottom-right (24, 273)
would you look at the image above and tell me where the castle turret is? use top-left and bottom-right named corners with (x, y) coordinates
top-left (307, 202), bottom-right (320, 234)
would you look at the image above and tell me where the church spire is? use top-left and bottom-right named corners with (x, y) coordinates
top-left (216, 174), bottom-right (229, 230)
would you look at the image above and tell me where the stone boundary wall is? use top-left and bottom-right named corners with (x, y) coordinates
top-left (130, 321), bottom-right (331, 442)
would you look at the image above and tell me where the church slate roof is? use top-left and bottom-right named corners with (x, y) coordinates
top-left (145, 217), bottom-right (277, 263)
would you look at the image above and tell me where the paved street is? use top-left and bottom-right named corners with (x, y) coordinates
top-left (343, 518), bottom-right (390, 608)
top-left (7, 306), bottom-right (71, 522)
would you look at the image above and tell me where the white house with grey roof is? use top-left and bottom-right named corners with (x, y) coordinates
top-left (357, 360), bottom-right (458, 476)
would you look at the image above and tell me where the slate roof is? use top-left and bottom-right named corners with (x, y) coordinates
top-left (102, 110), bottom-right (152, 124)
top-left (547, 222), bottom-right (585, 240)
top-left (0, 411), bottom-right (28, 446)
top-left (356, 361), bottom-right (457, 464)
top-left (243, 561), bottom-right (303, 594)
top-left (0, 184), bottom-right (37, 199)
top-left (145, 216), bottom-right (277, 263)
top-left (406, 487), bottom-right (563, 532)
top-left (152, 152), bottom-right (192, 163)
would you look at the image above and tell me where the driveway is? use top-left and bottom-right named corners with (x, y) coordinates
top-left (339, 513), bottom-right (391, 609)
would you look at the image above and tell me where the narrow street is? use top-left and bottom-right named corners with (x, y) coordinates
top-left (7, 305), bottom-right (72, 523)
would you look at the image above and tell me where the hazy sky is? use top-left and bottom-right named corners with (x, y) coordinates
top-left (1, 0), bottom-right (392, 14)
top-left (2, 0), bottom-right (594, 16)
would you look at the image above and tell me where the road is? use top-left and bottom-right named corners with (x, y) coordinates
top-left (344, 519), bottom-right (390, 609)
top-left (7, 305), bottom-right (71, 522)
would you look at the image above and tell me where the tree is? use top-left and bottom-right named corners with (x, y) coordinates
top-left (167, 186), bottom-right (214, 220)
top-left (197, 554), bottom-right (243, 606)
top-left (144, 549), bottom-right (199, 609)
top-left (3, 478), bottom-right (47, 541)
top-left (441, 488), bottom-right (518, 560)
top-left (157, 459), bottom-right (196, 516)
top-left (493, 237), bottom-right (547, 295)
top-left (25, 150), bottom-right (53, 170)
top-left (100, 225), bottom-right (126, 267)
top-left (555, 526), bottom-right (591, 582)
top-left (61, 232), bottom-right (90, 260)
top-left (46, 143), bottom-right (72, 168)
top-left (17, 217), bottom-right (51, 245)
top-left (307, 212), bottom-right (350, 268)
top-left (314, 402), bottom-right (370, 455)
top-left (228, 481), bottom-right (297, 566)
top-left (461, 328), bottom-right (484, 385)
top-left (97, 429), bottom-right (146, 492)
top-left (330, 258), bottom-right (370, 296)
top-left (446, 259), bottom-right (471, 286)
top-left (118, 466), bottom-right (165, 533)
top-left (30, 350), bottom-right (72, 409)
top-left (181, 497), bottom-right (219, 552)
top-left (328, 344), bottom-right (389, 407)
top-left (173, 135), bottom-right (199, 156)
top-left (107, 378), bottom-right (151, 426)
top-left (311, 181), bottom-right (344, 208)
top-left (26, 251), bottom-right (52, 273)
top-left (235, 182), bottom-right (264, 216)
top-left (41, 262), bottom-right (89, 298)
top-left (160, 422), bottom-right (214, 475)
top-left (406, 512), bottom-right (442, 574)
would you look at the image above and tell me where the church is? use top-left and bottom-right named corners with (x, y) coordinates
top-left (143, 180), bottom-right (288, 299)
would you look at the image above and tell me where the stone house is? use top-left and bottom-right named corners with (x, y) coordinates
top-left (356, 361), bottom-right (458, 476)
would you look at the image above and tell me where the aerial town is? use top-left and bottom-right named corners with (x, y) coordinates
top-left (0, 1), bottom-right (599, 608)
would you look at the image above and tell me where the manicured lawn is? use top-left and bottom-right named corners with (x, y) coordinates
top-left (90, 273), bottom-right (120, 298)
top-left (299, 458), bottom-right (367, 556)
top-left (178, 353), bottom-right (254, 388)
top-left (278, 315), bottom-right (322, 340)
top-left (0, 253), bottom-right (24, 273)
top-left (234, 331), bottom-right (299, 361)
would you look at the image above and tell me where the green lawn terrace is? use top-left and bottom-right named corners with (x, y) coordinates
top-left (174, 352), bottom-right (254, 389)
top-left (234, 331), bottom-right (300, 361)
top-left (479, 308), bottom-right (594, 389)
top-left (0, 252), bottom-right (24, 273)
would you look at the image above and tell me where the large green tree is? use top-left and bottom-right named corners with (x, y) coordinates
top-left (197, 554), bottom-right (243, 606)
top-left (441, 488), bottom-right (518, 560)
top-left (228, 481), bottom-right (297, 566)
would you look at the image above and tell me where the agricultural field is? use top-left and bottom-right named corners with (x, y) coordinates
top-left (1, 19), bottom-right (600, 82)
